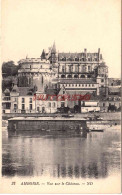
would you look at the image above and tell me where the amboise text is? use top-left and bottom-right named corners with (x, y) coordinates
top-left (33, 94), bottom-right (91, 101)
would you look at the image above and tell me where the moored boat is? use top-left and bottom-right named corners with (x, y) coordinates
top-left (8, 116), bottom-right (88, 132)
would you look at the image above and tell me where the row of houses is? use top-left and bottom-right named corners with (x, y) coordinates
top-left (2, 81), bottom-right (121, 114)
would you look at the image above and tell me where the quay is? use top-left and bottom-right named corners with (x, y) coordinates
top-left (2, 112), bottom-right (121, 121)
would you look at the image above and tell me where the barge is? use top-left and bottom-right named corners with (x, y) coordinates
top-left (8, 116), bottom-right (88, 132)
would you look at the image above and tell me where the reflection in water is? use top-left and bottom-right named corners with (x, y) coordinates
top-left (2, 127), bottom-right (121, 179)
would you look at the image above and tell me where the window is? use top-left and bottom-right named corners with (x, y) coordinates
top-left (22, 104), bottom-right (25, 110)
top-left (92, 84), bottom-right (94, 87)
top-left (29, 104), bottom-right (32, 110)
top-left (79, 84), bottom-right (80, 86)
top-left (72, 84), bottom-right (74, 86)
top-left (69, 66), bottom-right (71, 73)
top-left (75, 66), bottom-right (78, 72)
top-left (15, 98), bottom-right (17, 101)
top-left (101, 79), bottom-right (104, 82)
top-left (85, 84), bottom-right (87, 87)
top-left (48, 102), bottom-right (51, 107)
top-left (61, 102), bottom-right (65, 107)
top-left (82, 84), bottom-right (84, 87)
top-left (89, 84), bottom-right (90, 87)
top-left (5, 96), bottom-right (10, 101)
top-left (6, 103), bottom-right (10, 109)
top-left (62, 66), bottom-right (65, 73)
top-left (76, 84), bottom-right (77, 87)
top-left (74, 74), bottom-right (78, 78)
top-left (30, 98), bottom-right (32, 103)
top-left (14, 104), bottom-right (17, 109)
top-left (67, 74), bottom-right (72, 78)
top-left (37, 107), bottom-right (39, 112)
top-left (22, 98), bottom-right (25, 103)
top-left (53, 102), bottom-right (56, 108)
top-left (88, 66), bottom-right (91, 70)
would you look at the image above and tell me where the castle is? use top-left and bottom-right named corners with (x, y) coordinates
top-left (18, 42), bottom-right (108, 96)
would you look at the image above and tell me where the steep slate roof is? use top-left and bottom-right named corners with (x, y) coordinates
top-left (108, 87), bottom-right (120, 93)
top-left (58, 52), bottom-right (99, 58)
top-left (59, 79), bottom-right (97, 84)
top-left (46, 88), bottom-right (60, 96)
top-left (18, 87), bottom-right (34, 96)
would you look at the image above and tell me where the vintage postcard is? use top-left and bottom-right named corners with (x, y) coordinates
top-left (0, 0), bottom-right (121, 193)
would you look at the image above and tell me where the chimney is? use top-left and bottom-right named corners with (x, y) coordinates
top-left (98, 48), bottom-right (100, 60)
top-left (84, 48), bottom-right (87, 58)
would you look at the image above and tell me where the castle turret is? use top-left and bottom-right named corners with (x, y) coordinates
top-left (50, 42), bottom-right (57, 64)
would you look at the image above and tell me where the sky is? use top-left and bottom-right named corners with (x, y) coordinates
top-left (1, 0), bottom-right (121, 78)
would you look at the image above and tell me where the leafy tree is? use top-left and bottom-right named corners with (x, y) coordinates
top-left (2, 61), bottom-right (18, 77)
top-left (2, 78), bottom-right (13, 92)
top-left (74, 105), bottom-right (80, 113)
top-left (108, 104), bottom-right (117, 112)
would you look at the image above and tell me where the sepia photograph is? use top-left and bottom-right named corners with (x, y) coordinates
top-left (0, 0), bottom-right (121, 193)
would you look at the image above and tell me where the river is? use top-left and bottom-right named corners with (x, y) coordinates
top-left (2, 125), bottom-right (121, 179)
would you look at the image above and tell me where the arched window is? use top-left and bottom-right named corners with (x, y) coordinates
top-left (67, 74), bottom-right (72, 78)
top-left (48, 102), bottom-right (51, 107)
top-left (62, 57), bottom-right (66, 61)
top-left (87, 74), bottom-right (91, 78)
top-left (74, 74), bottom-right (78, 78)
top-left (80, 75), bottom-right (85, 78)
top-left (61, 75), bottom-right (65, 78)
top-left (53, 102), bottom-right (56, 108)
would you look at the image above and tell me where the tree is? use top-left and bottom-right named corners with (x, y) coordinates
top-left (74, 105), bottom-right (80, 113)
top-left (2, 78), bottom-right (13, 92)
top-left (2, 61), bottom-right (18, 77)
top-left (64, 106), bottom-right (70, 113)
top-left (108, 104), bottom-right (117, 112)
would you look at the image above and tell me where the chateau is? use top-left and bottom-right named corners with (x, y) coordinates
top-left (2, 43), bottom-right (121, 114)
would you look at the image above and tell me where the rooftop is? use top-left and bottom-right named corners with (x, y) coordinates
top-left (58, 79), bottom-right (97, 84)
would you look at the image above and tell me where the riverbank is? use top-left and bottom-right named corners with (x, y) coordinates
top-left (2, 112), bottom-right (121, 121)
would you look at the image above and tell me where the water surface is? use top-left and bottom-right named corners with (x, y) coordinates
top-left (2, 126), bottom-right (121, 178)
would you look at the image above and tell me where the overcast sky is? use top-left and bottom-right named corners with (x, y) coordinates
top-left (1, 0), bottom-right (121, 78)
